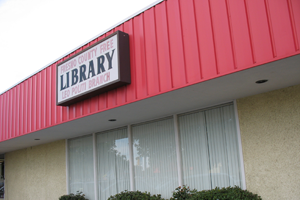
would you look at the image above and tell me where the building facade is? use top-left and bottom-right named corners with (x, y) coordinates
top-left (0, 0), bottom-right (300, 199)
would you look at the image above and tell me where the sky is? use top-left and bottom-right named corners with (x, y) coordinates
top-left (0, 0), bottom-right (159, 94)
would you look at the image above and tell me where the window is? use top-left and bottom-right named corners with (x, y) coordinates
top-left (67, 103), bottom-right (244, 200)
top-left (0, 159), bottom-right (4, 199)
top-left (179, 104), bottom-right (242, 189)
top-left (132, 118), bottom-right (178, 197)
top-left (96, 128), bottom-right (130, 200)
top-left (68, 135), bottom-right (95, 200)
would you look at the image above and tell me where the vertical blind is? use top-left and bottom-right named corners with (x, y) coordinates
top-left (132, 117), bottom-right (178, 197)
top-left (68, 135), bottom-right (95, 200)
top-left (68, 103), bottom-right (243, 199)
top-left (96, 128), bottom-right (130, 200)
top-left (179, 104), bottom-right (242, 190)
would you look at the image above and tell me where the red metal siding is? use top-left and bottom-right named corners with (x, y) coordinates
top-left (290, 0), bottom-right (300, 51)
top-left (155, 1), bottom-right (173, 92)
top-left (1, 0), bottom-right (299, 142)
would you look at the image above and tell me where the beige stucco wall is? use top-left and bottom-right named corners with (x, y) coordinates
top-left (237, 84), bottom-right (300, 200)
top-left (4, 140), bottom-right (66, 200)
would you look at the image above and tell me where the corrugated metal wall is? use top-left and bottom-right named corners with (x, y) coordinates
top-left (1, 0), bottom-right (300, 142)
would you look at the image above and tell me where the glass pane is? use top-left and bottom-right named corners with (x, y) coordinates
top-left (206, 107), bottom-right (231, 188)
top-left (179, 111), bottom-right (211, 190)
top-left (0, 160), bottom-right (4, 199)
top-left (68, 135), bottom-right (95, 200)
top-left (179, 104), bottom-right (242, 190)
top-left (132, 118), bottom-right (178, 198)
top-left (221, 105), bottom-right (242, 187)
top-left (97, 128), bottom-right (130, 200)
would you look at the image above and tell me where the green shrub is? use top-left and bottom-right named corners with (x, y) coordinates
top-left (171, 185), bottom-right (198, 200)
top-left (107, 190), bottom-right (165, 200)
top-left (63, 186), bottom-right (261, 200)
top-left (59, 191), bottom-right (89, 200)
top-left (171, 186), bottom-right (262, 200)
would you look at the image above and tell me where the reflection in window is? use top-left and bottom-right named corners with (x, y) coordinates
top-left (0, 159), bottom-right (4, 199)
top-left (69, 135), bottom-right (95, 200)
top-left (132, 118), bottom-right (178, 198)
top-left (179, 104), bottom-right (242, 190)
top-left (96, 128), bottom-right (130, 200)
top-left (67, 103), bottom-right (243, 199)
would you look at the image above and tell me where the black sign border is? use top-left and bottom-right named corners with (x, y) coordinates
top-left (56, 31), bottom-right (130, 106)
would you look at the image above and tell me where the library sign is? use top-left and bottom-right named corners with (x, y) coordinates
top-left (56, 31), bottom-right (130, 106)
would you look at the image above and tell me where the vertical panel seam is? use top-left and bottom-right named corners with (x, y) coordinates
top-left (208, 0), bottom-right (219, 75)
top-left (11, 90), bottom-right (14, 137)
top-left (9, 90), bottom-right (12, 138)
top-left (153, 7), bottom-right (162, 93)
top-left (177, 0), bottom-right (188, 84)
top-left (7, 89), bottom-right (14, 138)
top-left (12, 90), bottom-right (14, 138)
top-left (15, 87), bottom-right (19, 136)
top-left (165, 1), bottom-right (174, 88)
top-left (45, 60), bottom-right (48, 126)
top-left (6, 93), bottom-right (8, 139)
top-left (38, 73), bottom-right (42, 129)
top-left (6, 92), bottom-right (8, 138)
top-left (24, 81), bottom-right (28, 134)
top-left (3, 94), bottom-right (5, 140)
top-left (244, 0), bottom-right (256, 64)
top-left (264, 0), bottom-right (277, 58)
top-left (142, 13), bottom-right (149, 96)
top-left (103, 93), bottom-right (108, 112)
top-left (11, 89), bottom-right (15, 138)
top-left (66, 106), bottom-right (70, 122)
top-left (4, 93), bottom-right (7, 140)
top-left (131, 20), bottom-right (138, 100)
top-left (13, 88), bottom-right (17, 137)
top-left (33, 76), bottom-right (36, 131)
top-left (225, 0), bottom-right (237, 70)
top-left (72, 105), bottom-right (75, 120)
top-left (30, 75), bottom-right (37, 132)
top-left (287, 0), bottom-right (299, 51)
top-left (28, 79), bottom-right (32, 132)
top-left (9, 91), bottom-right (12, 138)
top-left (17, 86), bottom-right (20, 136)
top-left (49, 66), bottom-right (52, 126)
top-left (20, 84), bottom-right (24, 135)
top-left (192, 0), bottom-right (203, 79)
top-left (12, 89), bottom-right (15, 137)
top-left (43, 71), bottom-right (46, 128)
top-left (2, 94), bottom-right (4, 140)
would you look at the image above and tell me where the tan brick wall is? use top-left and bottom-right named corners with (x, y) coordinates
top-left (237, 84), bottom-right (300, 200)
top-left (4, 140), bottom-right (66, 200)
